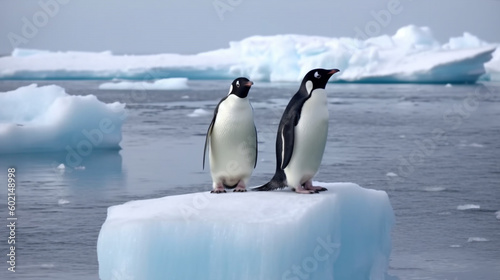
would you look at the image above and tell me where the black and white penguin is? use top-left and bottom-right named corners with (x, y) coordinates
top-left (253, 68), bottom-right (339, 194)
top-left (203, 77), bottom-right (258, 193)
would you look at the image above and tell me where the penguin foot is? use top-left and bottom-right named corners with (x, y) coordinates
top-left (211, 189), bottom-right (226, 194)
top-left (306, 186), bottom-right (327, 192)
top-left (233, 182), bottom-right (247, 192)
top-left (292, 188), bottom-right (317, 194)
top-left (211, 183), bottom-right (226, 194)
top-left (304, 180), bottom-right (327, 192)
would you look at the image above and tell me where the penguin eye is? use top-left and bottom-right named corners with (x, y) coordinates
top-left (314, 72), bottom-right (321, 79)
top-left (236, 80), bottom-right (240, 87)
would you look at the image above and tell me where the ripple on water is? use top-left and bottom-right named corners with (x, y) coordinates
top-left (423, 187), bottom-right (446, 192)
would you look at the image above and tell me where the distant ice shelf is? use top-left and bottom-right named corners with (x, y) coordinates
top-left (97, 182), bottom-right (395, 280)
top-left (98, 78), bottom-right (189, 90)
top-left (0, 84), bottom-right (125, 155)
top-left (0, 25), bottom-right (497, 83)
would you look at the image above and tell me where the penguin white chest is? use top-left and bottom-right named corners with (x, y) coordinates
top-left (209, 95), bottom-right (256, 186)
top-left (284, 89), bottom-right (329, 187)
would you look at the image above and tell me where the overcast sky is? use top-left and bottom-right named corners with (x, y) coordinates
top-left (0, 0), bottom-right (499, 55)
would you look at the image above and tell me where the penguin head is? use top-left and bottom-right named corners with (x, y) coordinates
top-left (300, 68), bottom-right (339, 95)
top-left (228, 77), bottom-right (254, 98)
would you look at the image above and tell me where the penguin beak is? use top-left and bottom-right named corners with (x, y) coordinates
top-left (245, 81), bottom-right (254, 87)
top-left (328, 69), bottom-right (340, 75)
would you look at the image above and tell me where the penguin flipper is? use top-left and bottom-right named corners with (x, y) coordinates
top-left (203, 98), bottom-right (228, 170)
top-left (278, 92), bottom-right (307, 170)
top-left (280, 119), bottom-right (296, 170)
top-left (203, 116), bottom-right (215, 170)
top-left (253, 125), bottom-right (258, 168)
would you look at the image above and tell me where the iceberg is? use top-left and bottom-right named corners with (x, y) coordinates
top-left (97, 182), bottom-right (394, 280)
top-left (483, 48), bottom-right (500, 82)
top-left (98, 78), bottom-right (189, 90)
top-left (228, 26), bottom-right (495, 84)
top-left (0, 84), bottom-right (125, 154)
top-left (0, 25), bottom-right (496, 83)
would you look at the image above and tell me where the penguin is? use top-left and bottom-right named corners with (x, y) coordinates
top-left (253, 68), bottom-right (339, 194)
top-left (203, 77), bottom-right (258, 193)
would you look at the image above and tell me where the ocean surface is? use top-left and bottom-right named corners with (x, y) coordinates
top-left (0, 80), bottom-right (499, 280)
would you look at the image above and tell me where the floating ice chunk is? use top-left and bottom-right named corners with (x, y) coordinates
top-left (187, 108), bottom-right (212, 117)
top-left (423, 187), bottom-right (446, 192)
top-left (495, 211), bottom-right (500, 220)
top-left (57, 163), bottom-right (65, 170)
top-left (99, 78), bottom-right (189, 90)
top-left (445, 83), bottom-right (452, 87)
top-left (97, 182), bottom-right (394, 280)
top-left (467, 237), bottom-right (489, 243)
top-left (469, 143), bottom-right (484, 148)
top-left (58, 199), bottom-right (70, 205)
top-left (386, 172), bottom-right (398, 177)
top-left (0, 84), bottom-right (125, 154)
top-left (450, 244), bottom-right (462, 248)
top-left (458, 142), bottom-right (484, 148)
top-left (457, 204), bottom-right (480, 210)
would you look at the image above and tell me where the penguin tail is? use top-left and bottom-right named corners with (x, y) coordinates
top-left (252, 172), bottom-right (287, 191)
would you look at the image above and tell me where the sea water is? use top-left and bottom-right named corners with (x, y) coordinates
top-left (0, 80), bottom-right (499, 280)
